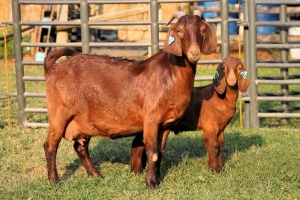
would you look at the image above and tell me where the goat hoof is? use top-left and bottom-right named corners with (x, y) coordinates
top-left (131, 169), bottom-right (143, 174)
top-left (87, 171), bottom-right (100, 177)
top-left (145, 180), bottom-right (159, 189)
top-left (209, 165), bottom-right (223, 173)
top-left (131, 164), bottom-right (144, 173)
top-left (145, 175), bottom-right (160, 189)
top-left (48, 177), bottom-right (59, 184)
top-left (88, 171), bottom-right (104, 179)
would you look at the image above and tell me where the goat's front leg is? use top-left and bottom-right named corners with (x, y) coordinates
top-left (131, 129), bottom-right (168, 175)
top-left (130, 133), bottom-right (147, 173)
top-left (74, 137), bottom-right (100, 177)
top-left (203, 131), bottom-right (222, 172)
top-left (143, 122), bottom-right (160, 189)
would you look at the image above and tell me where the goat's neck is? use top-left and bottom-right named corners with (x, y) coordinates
top-left (224, 85), bottom-right (239, 102)
top-left (169, 54), bottom-right (197, 74)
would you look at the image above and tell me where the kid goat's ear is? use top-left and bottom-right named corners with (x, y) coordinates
top-left (213, 63), bottom-right (226, 94)
top-left (238, 63), bottom-right (250, 92)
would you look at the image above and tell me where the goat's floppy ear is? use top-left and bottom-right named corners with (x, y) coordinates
top-left (164, 24), bottom-right (182, 56)
top-left (238, 63), bottom-right (250, 92)
top-left (213, 63), bottom-right (226, 94)
top-left (200, 21), bottom-right (217, 55)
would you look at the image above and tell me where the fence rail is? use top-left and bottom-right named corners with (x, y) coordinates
top-left (10, 0), bottom-right (230, 128)
top-left (8, 0), bottom-right (300, 128)
top-left (244, 0), bottom-right (300, 127)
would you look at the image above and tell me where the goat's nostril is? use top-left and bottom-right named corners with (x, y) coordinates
top-left (228, 78), bottom-right (237, 85)
top-left (190, 50), bottom-right (200, 57)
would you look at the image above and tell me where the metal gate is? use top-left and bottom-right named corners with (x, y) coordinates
top-left (10, 0), bottom-right (232, 128)
top-left (242, 0), bottom-right (300, 127)
top-left (9, 0), bottom-right (300, 128)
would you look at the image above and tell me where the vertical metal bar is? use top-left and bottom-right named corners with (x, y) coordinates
top-left (80, 0), bottom-right (90, 53)
top-left (220, 0), bottom-right (229, 58)
top-left (12, 0), bottom-right (26, 128)
top-left (242, 0), bottom-right (250, 128)
top-left (279, 4), bottom-right (289, 124)
top-left (248, 0), bottom-right (259, 127)
top-left (150, 0), bottom-right (159, 56)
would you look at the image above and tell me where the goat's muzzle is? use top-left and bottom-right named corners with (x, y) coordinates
top-left (187, 48), bottom-right (201, 64)
top-left (227, 77), bottom-right (237, 87)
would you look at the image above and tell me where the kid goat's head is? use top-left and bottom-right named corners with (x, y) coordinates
top-left (164, 10), bottom-right (217, 64)
top-left (213, 57), bottom-right (250, 94)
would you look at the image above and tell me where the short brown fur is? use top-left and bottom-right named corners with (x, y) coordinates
top-left (43, 12), bottom-right (217, 189)
top-left (131, 57), bottom-right (250, 173)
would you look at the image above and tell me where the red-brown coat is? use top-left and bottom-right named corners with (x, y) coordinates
top-left (43, 11), bottom-right (217, 189)
top-left (131, 57), bottom-right (250, 173)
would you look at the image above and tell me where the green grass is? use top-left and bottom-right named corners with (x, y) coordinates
top-left (0, 28), bottom-right (15, 60)
top-left (0, 127), bottom-right (299, 199)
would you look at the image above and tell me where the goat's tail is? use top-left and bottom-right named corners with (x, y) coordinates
top-left (44, 48), bottom-right (78, 74)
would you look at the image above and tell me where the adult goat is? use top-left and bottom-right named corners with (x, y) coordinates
top-left (43, 10), bottom-right (217, 188)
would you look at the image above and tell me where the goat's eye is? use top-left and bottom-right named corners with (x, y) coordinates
top-left (237, 65), bottom-right (243, 73)
top-left (200, 25), bottom-right (206, 35)
top-left (177, 30), bottom-right (184, 38)
top-left (237, 64), bottom-right (243, 72)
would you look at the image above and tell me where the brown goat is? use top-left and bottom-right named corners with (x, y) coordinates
top-left (43, 11), bottom-right (217, 188)
top-left (130, 57), bottom-right (250, 173)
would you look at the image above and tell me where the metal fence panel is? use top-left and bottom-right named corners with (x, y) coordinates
top-left (244, 0), bottom-right (300, 127)
top-left (11, 0), bottom-right (231, 128)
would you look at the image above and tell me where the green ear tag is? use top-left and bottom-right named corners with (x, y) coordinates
top-left (241, 71), bottom-right (248, 79)
top-left (213, 71), bottom-right (219, 79)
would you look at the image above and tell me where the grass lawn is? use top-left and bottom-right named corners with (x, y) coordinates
top-left (0, 127), bottom-right (299, 199)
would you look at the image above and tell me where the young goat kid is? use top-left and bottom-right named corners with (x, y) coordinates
top-left (43, 11), bottom-right (217, 189)
top-left (131, 57), bottom-right (250, 173)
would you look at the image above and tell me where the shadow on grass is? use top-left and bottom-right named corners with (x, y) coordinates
top-left (159, 130), bottom-right (264, 179)
top-left (62, 129), bottom-right (264, 181)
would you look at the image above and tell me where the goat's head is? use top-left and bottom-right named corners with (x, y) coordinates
top-left (213, 57), bottom-right (250, 94)
top-left (164, 10), bottom-right (217, 64)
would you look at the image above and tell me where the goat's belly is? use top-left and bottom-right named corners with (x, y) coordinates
top-left (64, 116), bottom-right (143, 141)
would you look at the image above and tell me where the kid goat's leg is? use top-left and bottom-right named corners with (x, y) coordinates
top-left (217, 130), bottom-right (225, 170)
top-left (203, 130), bottom-right (222, 172)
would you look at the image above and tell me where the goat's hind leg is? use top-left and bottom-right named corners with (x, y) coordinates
top-left (130, 133), bottom-right (147, 173)
top-left (131, 129), bottom-right (168, 176)
top-left (74, 137), bottom-right (101, 177)
top-left (44, 126), bottom-right (64, 183)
